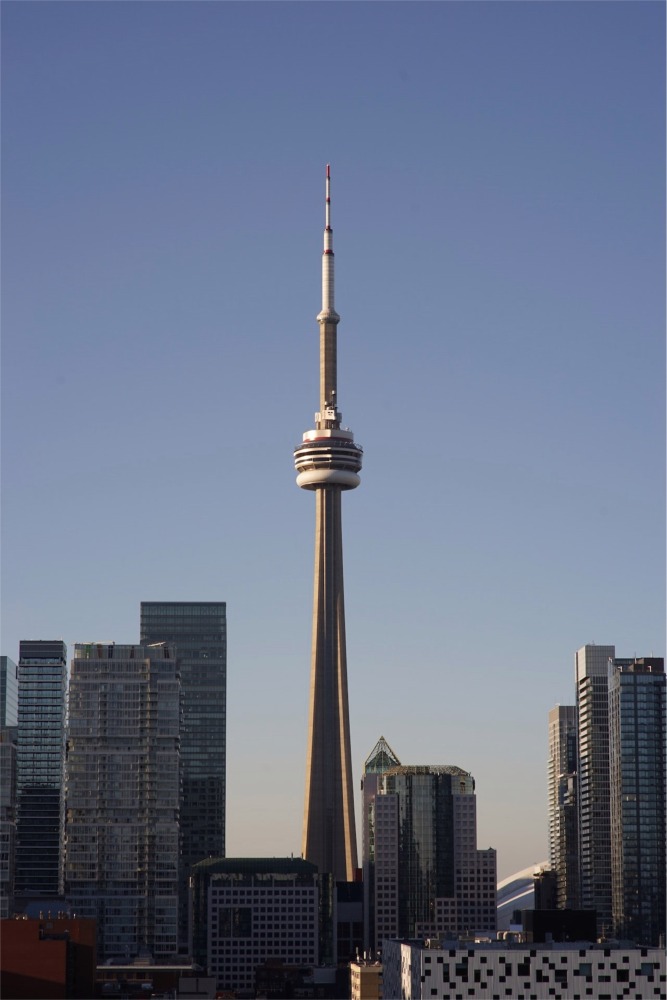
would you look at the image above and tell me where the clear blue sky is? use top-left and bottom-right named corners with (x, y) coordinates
top-left (2, 1), bottom-right (664, 879)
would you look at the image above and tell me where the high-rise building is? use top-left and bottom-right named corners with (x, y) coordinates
top-left (0, 656), bottom-right (18, 727)
top-left (361, 736), bottom-right (401, 952)
top-left (575, 643), bottom-right (615, 935)
top-left (65, 642), bottom-right (180, 960)
top-left (294, 166), bottom-right (362, 882)
top-left (363, 753), bottom-right (497, 950)
top-left (190, 858), bottom-right (331, 992)
top-left (0, 729), bottom-right (17, 917)
top-left (0, 655), bottom-right (19, 916)
top-left (547, 704), bottom-right (579, 909)
top-left (140, 601), bottom-right (227, 949)
top-left (15, 640), bottom-right (67, 897)
top-left (608, 656), bottom-right (665, 945)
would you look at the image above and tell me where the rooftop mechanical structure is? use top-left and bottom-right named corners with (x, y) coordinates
top-left (294, 167), bottom-right (361, 882)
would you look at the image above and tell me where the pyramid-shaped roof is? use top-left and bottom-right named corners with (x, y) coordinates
top-left (364, 735), bottom-right (401, 774)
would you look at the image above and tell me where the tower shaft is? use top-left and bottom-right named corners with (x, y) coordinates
top-left (295, 166), bottom-right (362, 881)
top-left (302, 487), bottom-right (357, 879)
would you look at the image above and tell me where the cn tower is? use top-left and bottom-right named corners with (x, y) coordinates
top-left (294, 166), bottom-right (362, 881)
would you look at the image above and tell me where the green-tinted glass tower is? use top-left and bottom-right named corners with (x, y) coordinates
top-left (609, 657), bottom-right (665, 945)
top-left (15, 640), bottom-right (67, 897)
top-left (140, 601), bottom-right (226, 950)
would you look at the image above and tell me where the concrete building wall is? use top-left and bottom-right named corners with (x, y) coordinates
top-left (0, 916), bottom-right (96, 999)
top-left (191, 861), bottom-right (321, 993)
top-left (382, 939), bottom-right (666, 1000)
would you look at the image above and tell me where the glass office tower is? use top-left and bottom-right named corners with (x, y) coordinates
top-left (15, 640), bottom-right (67, 897)
top-left (608, 657), bottom-right (665, 945)
top-left (140, 602), bottom-right (227, 950)
top-left (367, 763), bottom-right (497, 946)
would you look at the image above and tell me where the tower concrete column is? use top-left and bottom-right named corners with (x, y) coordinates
top-left (294, 167), bottom-right (361, 881)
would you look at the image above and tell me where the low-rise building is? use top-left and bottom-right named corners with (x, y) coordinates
top-left (382, 938), bottom-right (666, 1000)
top-left (0, 916), bottom-right (96, 999)
top-left (350, 958), bottom-right (382, 1000)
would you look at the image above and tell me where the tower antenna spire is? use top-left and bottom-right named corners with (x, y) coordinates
top-left (319, 164), bottom-right (339, 323)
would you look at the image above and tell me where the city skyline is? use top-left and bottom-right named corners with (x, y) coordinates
top-left (2, 2), bottom-right (664, 880)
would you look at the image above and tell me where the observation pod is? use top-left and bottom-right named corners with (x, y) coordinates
top-left (294, 167), bottom-right (361, 883)
top-left (294, 429), bottom-right (363, 490)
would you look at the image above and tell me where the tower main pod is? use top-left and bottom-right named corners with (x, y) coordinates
top-left (294, 167), bottom-right (362, 882)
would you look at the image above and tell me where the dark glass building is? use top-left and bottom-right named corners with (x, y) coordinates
top-left (608, 657), bottom-right (665, 945)
top-left (15, 640), bottom-right (67, 897)
top-left (364, 759), bottom-right (497, 948)
top-left (140, 602), bottom-right (226, 950)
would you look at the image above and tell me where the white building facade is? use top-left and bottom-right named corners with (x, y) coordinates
top-left (383, 938), bottom-right (666, 1000)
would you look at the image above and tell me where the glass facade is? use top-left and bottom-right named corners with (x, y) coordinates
top-left (140, 601), bottom-right (226, 948)
top-left (0, 657), bottom-right (19, 727)
top-left (548, 705), bottom-right (580, 909)
top-left (15, 640), bottom-right (67, 897)
top-left (371, 764), bottom-right (496, 944)
top-left (609, 658), bottom-right (665, 945)
top-left (361, 736), bottom-right (402, 952)
top-left (65, 643), bottom-right (180, 960)
top-left (384, 767), bottom-right (457, 935)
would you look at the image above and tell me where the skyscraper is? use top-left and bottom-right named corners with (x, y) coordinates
top-left (0, 656), bottom-right (19, 918)
top-left (0, 730), bottom-right (17, 918)
top-left (65, 642), bottom-right (180, 960)
top-left (294, 167), bottom-right (362, 882)
top-left (140, 601), bottom-right (227, 949)
top-left (361, 736), bottom-right (401, 952)
top-left (575, 643), bottom-right (615, 935)
top-left (547, 704), bottom-right (579, 909)
top-left (15, 639), bottom-right (67, 897)
top-left (362, 753), bottom-right (497, 950)
top-left (608, 657), bottom-right (665, 945)
top-left (0, 656), bottom-right (18, 727)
